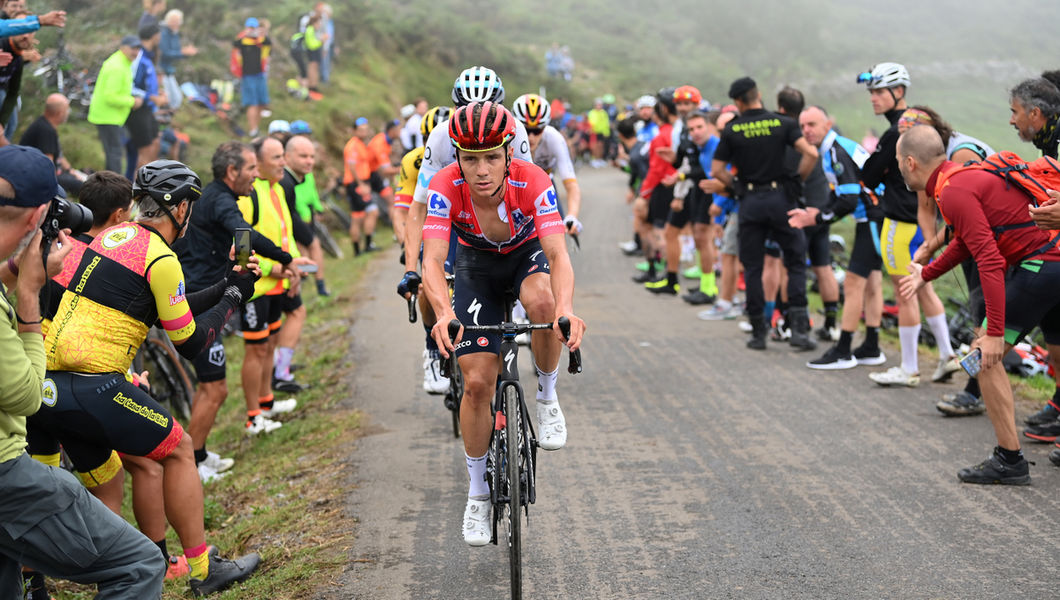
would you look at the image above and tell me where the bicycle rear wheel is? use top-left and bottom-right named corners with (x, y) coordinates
top-left (135, 336), bottom-right (194, 423)
top-left (503, 383), bottom-right (523, 600)
top-left (312, 220), bottom-right (344, 259)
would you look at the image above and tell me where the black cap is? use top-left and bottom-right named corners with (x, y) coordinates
top-left (728, 77), bottom-right (757, 100)
top-left (120, 34), bottom-right (142, 48)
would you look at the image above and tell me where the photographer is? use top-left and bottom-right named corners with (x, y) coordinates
top-left (0, 145), bottom-right (165, 597)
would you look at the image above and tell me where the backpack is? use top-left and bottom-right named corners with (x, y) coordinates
top-left (934, 151), bottom-right (1060, 260)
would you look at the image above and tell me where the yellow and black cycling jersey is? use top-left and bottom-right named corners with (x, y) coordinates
top-left (394, 146), bottom-right (424, 211)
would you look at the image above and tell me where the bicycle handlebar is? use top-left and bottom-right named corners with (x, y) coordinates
top-left (407, 293), bottom-right (418, 323)
top-left (446, 317), bottom-right (582, 375)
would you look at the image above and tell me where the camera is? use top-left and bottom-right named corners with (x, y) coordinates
top-left (41, 195), bottom-right (93, 243)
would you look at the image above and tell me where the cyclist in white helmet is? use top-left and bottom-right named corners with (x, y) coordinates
top-left (512, 92), bottom-right (583, 235)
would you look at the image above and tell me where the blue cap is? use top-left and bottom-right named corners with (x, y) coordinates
top-left (354, 117), bottom-right (368, 127)
top-left (0, 146), bottom-right (62, 207)
top-left (245, 17), bottom-right (259, 28)
top-left (289, 120), bottom-right (312, 135)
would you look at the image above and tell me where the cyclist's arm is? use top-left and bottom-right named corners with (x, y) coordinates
top-left (562, 179), bottom-right (581, 220)
top-left (538, 232), bottom-right (583, 350)
top-left (403, 200), bottom-right (427, 268)
top-left (184, 277), bottom-right (228, 314)
top-left (148, 255), bottom-right (244, 360)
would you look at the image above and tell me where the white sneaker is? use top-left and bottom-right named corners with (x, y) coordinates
top-left (697, 304), bottom-right (737, 321)
top-left (197, 462), bottom-right (229, 484)
top-left (422, 349), bottom-right (450, 395)
top-left (869, 366), bottom-right (920, 387)
top-left (462, 497), bottom-right (491, 546)
top-left (203, 450), bottom-right (234, 473)
top-left (245, 414), bottom-right (283, 435)
top-left (618, 240), bottom-right (639, 253)
top-left (537, 400), bottom-right (567, 450)
top-left (932, 355), bottom-right (961, 383)
top-left (261, 398), bottom-right (297, 416)
top-left (738, 320), bottom-right (753, 333)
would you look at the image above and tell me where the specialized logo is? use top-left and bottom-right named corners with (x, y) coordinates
top-left (528, 264), bottom-right (539, 274)
top-left (168, 281), bottom-right (186, 306)
top-left (504, 349), bottom-right (515, 373)
top-left (101, 225), bottom-right (138, 249)
top-left (477, 336), bottom-right (489, 347)
top-left (467, 297), bottom-right (483, 326)
top-left (41, 379), bottom-right (58, 407)
top-left (208, 342), bottom-right (225, 366)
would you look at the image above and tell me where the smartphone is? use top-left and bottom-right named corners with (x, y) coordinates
top-left (960, 348), bottom-right (982, 377)
top-left (234, 228), bottom-right (252, 267)
top-left (298, 263), bottom-right (319, 274)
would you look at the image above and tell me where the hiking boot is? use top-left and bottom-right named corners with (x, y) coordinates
top-left (189, 552), bottom-right (261, 596)
top-left (869, 366), bottom-right (920, 387)
top-left (806, 345), bottom-right (857, 370)
top-left (852, 344), bottom-right (886, 366)
top-left (422, 348), bottom-right (449, 395)
top-left (537, 400), bottom-right (567, 450)
top-left (261, 398), bottom-right (297, 416)
top-left (1025, 402), bottom-right (1060, 426)
top-left (936, 391), bottom-right (985, 416)
top-left (245, 414), bottom-right (282, 435)
top-left (747, 316), bottom-right (768, 351)
top-left (682, 290), bottom-right (715, 305)
top-left (787, 308), bottom-right (817, 352)
top-left (932, 356), bottom-right (962, 383)
top-left (1022, 419), bottom-right (1060, 443)
top-left (462, 498), bottom-right (491, 547)
top-left (956, 448), bottom-right (1031, 485)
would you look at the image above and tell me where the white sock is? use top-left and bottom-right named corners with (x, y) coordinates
top-left (899, 325), bottom-right (921, 374)
top-left (536, 366), bottom-right (559, 401)
top-left (715, 299), bottom-right (732, 311)
top-left (466, 453), bottom-right (489, 499)
top-left (925, 313), bottom-right (954, 360)
top-left (513, 301), bottom-right (527, 321)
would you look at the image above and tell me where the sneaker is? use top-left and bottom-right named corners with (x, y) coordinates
top-left (1022, 419), bottom-right (1060, 443)
top-left (682, 265), bottom-right (703, 279)
top-left (1025, 402), bottom-right (1060, 426)
top-left (737, 320), bottom-right (754, 332)
top-left (189, 552), bottom-right (261, 596)
top-left (537, 400), bottom-right (567, 450)
top-left (166, 555), bottom-right (190, 580)
top-left (770, 321), bottom-right (791, 342)
top-left (936, 391), bottom-right (986, 416)
top-left (261, 398), bottom-right (297, 416)
top-left (203, 450), bottom-right (234, 473)
top-left (635, 260), bottom-right (664, 272)
top-left (932, 356), bottom-right (962, 383)
top-left (197, 462), bottom-right (229, 484)
top-left (806, 346), bottom-right (857, 370)
top-left (462, 498), bottom-right (491, 547)
top-left (631, 271), bottom-right (658, 284)
top-left (682, 290), bottom-right (715, 305)
top-left (1050, 447), bottom-right (1060, 467)
top-left (869, 366), bottom-right (920, 387)
top-left (364, 242), bottom-right (381, 252)
top-left (245, 414), bottom-right (282, 435)
top-left (618, 240), bottom-right (640, 255)
top-left (698, 304), bottom-right (738, 321)
top-left (645, 280), bottom-right (679, 295)
top-left (272, 378), bottom-right (308, 393)
top-left (956, 448), bottom-right (1031, 485)
top-left (852, 344), bottom-right (886, 366)
top-left (815, 326), bottom-right (840, 342)
top-left (422, 349), bottom-right (449, 395)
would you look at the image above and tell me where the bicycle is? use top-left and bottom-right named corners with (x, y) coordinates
top-left (445, 307), bottom-right (581, 600)
top-left (130, 327), bottom-right (196, 423)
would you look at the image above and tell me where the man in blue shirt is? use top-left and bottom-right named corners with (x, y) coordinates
top-left (125, 23), bottom-right (165, 179)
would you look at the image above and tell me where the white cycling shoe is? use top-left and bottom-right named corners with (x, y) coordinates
top-left (537, 400), bottom-right (567, 451)
top-left (462, 497), bottom-right (491, 546)
top-left (422, 349), bottom-right (450, 394)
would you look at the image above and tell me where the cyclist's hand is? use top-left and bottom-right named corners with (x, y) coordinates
top-left (563, 215), bottom-right (583, 235)
top-left (898, 262), bottom-right (925, 300)
top-left (397, 270), bottom-right (421, 299)
top-left (131, 370), bottom-right (151, 391)
top-left (432, 314), bottom-right (461, 358)
top-left (554, 312), bottom-right (586, 351)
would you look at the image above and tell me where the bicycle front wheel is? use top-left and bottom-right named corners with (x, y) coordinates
top-left (503, 383), bottom-right (523, 599)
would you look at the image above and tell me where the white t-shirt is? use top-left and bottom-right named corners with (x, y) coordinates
top-left (400, 113), bottom-right (423, 151)
top-left (531, 125), bottom-right (576, 183)
top-left (413, 118), bottom-right (533, 204)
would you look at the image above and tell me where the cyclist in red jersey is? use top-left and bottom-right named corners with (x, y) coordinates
top-left (420, 101), bottom-right (585, 546)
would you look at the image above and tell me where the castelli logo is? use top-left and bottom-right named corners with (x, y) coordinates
top-left (477, 337), bottom-right (489, 347)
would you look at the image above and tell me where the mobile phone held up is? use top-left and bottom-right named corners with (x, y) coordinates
top-left (960, 348), bottom-right (982, 377)
top-left (235, 228), bottom-right (252, 268)
top-left (298, 263), bottom-right (319, 274)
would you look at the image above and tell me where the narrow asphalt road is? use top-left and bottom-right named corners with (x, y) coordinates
top-left (329, 168), bottom-right (1060, 600)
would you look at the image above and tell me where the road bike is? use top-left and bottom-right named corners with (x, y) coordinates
top-left (130, 327), bottom-right (196, 422)
top-left (446, 307), bottom-right (581, 599)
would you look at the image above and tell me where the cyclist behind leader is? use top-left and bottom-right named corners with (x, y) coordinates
top-left (420, 101), bottom-right (585, 546)
top-left (35, 160), bottom-right (261, 595)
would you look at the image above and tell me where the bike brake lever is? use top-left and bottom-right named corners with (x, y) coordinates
top-left (557, 316), bottom-right (583, 374)
top-left (407, 293), bottom-right (418, 323)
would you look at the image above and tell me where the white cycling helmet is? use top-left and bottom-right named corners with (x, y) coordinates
top-left (864, 62), bottom-right (910, 89)
top-left (451, 66), bottom-right (505, 106)
top-left (635, 94), bottom-right (657, 109)
top-left (511, 93), bottom-right (551, 129)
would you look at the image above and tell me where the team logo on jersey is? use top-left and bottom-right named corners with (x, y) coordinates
top-left (427, 192), bottom-right (451, 218)
top-left (41, 378), bottom-right (57, 407)
top-left (456, 211), bottom-right (472, 220)
top-left (510, 209), bottom-right (527, 227)
top-left (168, 281), bottom-right (186, 306)
top-left (508, 179), bottom-right (528, 189)
top-left (535, 189), bottom-right (559, 215)
top-left (101, 225), bottom-right (138, 249)
top-left (477, 336), bottom-right (489, 347)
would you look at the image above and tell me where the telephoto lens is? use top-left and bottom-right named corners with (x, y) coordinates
top-left (41, 195), bottom-right (93, 241)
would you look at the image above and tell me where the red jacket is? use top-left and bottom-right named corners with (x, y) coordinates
top-left (639, 122), bottom-right (676, 198)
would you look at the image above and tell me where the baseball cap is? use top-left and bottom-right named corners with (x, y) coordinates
top-left (0, 146), bottom-right (62, 207)
top-left (245, 17), bottom-right (259, 28)
top-left (354, 117), bottom-right (369, 127)
top-left (289, 120), bottom-right (312, 135)
top-left (120, 35), bottom-right (142, 48)
top-left (727, 77), bottom-right (757, 100)
top-left (267, 119), bottom-right (290, 134)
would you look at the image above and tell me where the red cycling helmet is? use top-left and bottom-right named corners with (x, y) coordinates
top-left (449, 101), bottom-right (517, 152)
top-left (674, 85), bottom-right (702, 105)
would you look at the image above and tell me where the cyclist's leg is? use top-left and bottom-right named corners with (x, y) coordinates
top-left (122, 453), bottom-right (170, 560)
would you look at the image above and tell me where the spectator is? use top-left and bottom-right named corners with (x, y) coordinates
top-left (587, 99), bottom-right (610, 167)
top-left (125, 23), bottom-right (165, 179)
top-left (559, 45), bottom-right (574, 81)
top-left (400, 98), bottom-right (427, 151)
top-left (302, 12), bottom-right (327, 95)
top-left (159, 9), bottom-right (196, 110)
top-left (0, 144), bottom-right (165, 599)
top-left (281, 133), bottom-right (329, 296)
top-left (0, 0), bottom-right (23, 18)
top-left (232, 17), bottom-right (271, 137)
top-left (0, 8), bottom-right (34, 141)
top-left (87, 35), bottom-right (142, 174)
top-left (19, 93), bottom-right (87, 196)
top-left (545, 43), bottom-right (561, 78)
top-left (138, 0), bottom-right (165, 31)
top-left (319, 3), bottom-right (335, 83)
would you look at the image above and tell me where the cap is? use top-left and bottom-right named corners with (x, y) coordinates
top-left (400, 104), bottom-right (415, 119)
top-left (120, 35), bottom-right (142, 48)
top-left (244, 17), bottom-right (259, 28)
top-left (354, 117), bottom-right (369, 127)
top-left (728, 76), bottom-right (757, 100)
top-left (0, 146), bottom-right (62, 208)
top-left (387, 118), bottom-right (402, 130)
top-left (289, 120), bottom-right (312, 135)
top-left (267, 119), bottom-right (290, 134)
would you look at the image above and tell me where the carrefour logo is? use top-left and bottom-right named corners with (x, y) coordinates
top-left (536, 189), bottom-right (558, 215)
top-left (427, 192), bottom-right (452, 218)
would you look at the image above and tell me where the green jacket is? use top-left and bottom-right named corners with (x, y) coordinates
top-left (87, 50), bottom-right (135, 126)
top-left (294, 172), bottom-right (323, 222)
top-left (0, 286), bottom-right (45, 464)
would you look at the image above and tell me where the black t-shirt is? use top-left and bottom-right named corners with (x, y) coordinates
top-left (714, 108), bottom-right (801, 185)
top-left (232, 35), bottom-right (271, 77)
top-left (19, 116), bottom-right (61, 161)
top-left (861, 108), bottom-right (918, 223)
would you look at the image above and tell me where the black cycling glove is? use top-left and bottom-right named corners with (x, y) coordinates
top-left (397, 270), bottom-right (421, 297)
